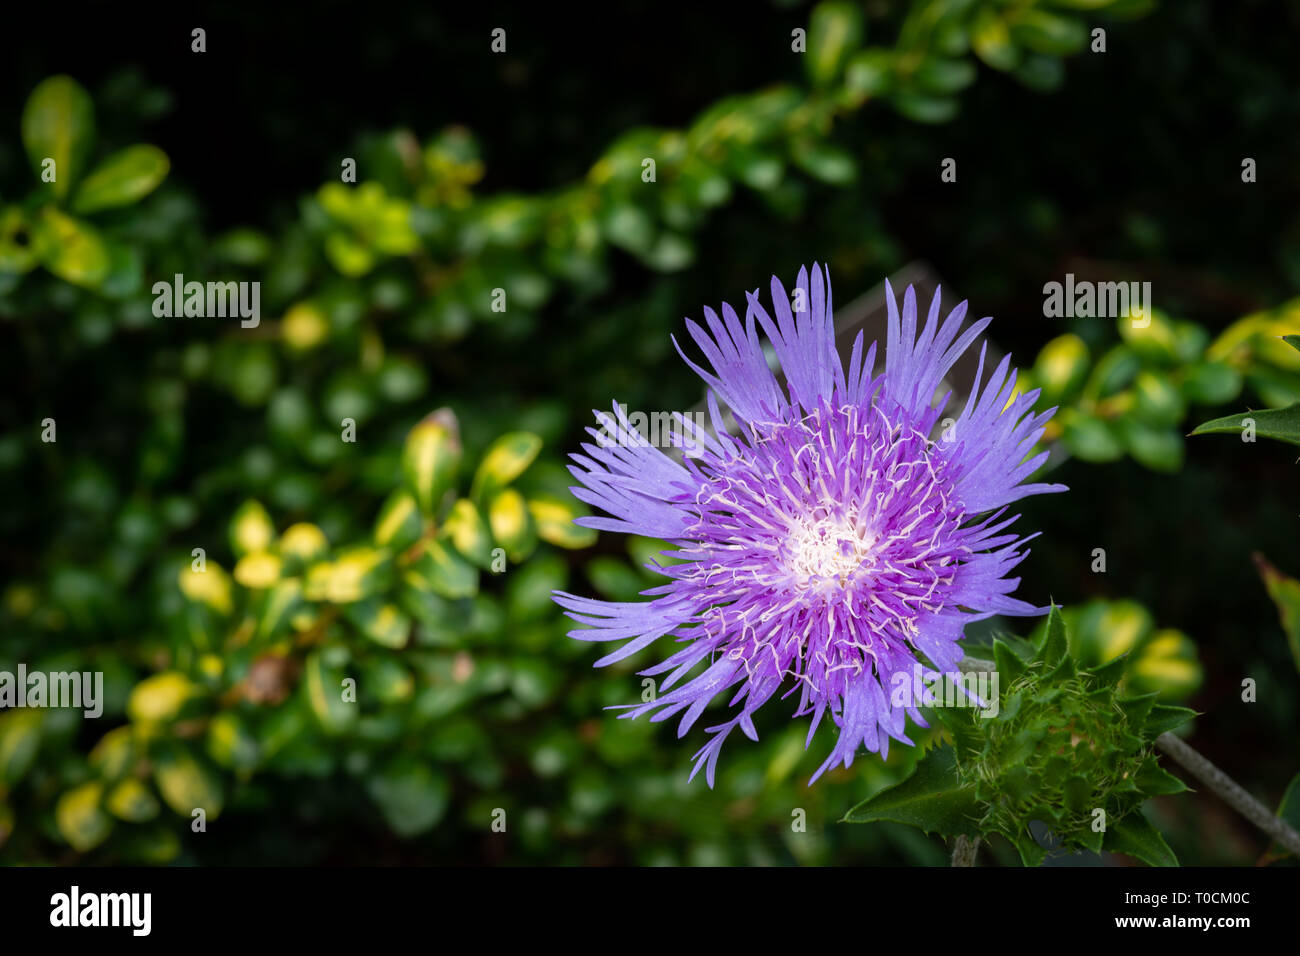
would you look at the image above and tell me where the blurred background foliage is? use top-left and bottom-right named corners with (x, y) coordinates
top-left (0, 0), bottom-right (1297, 865)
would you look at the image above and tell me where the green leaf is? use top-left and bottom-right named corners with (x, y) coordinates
top-left (1009, 10), bottom-right (1088, 56)
top-left (1132, 371), bottom-right (1185, 427)
top-left (843, 745), bottom-right (980, 835)
top-left (1012, 54), bottom-right (1065, 94)
top-left (1117, 691), bottom-right (1156, 730)
top-left (71, 144), bottom-right (169, 213)
top-left (55, 781), bottom-right (113, 852)
top-left (345, 598), bottom-right (412, 649)
top-left (0, 711), bottom-right (43, 787)
top-left (1266, 772), bottom-right (1300, 860)
top-left (1180, 360), bottom-right (1242, 405)
top-left (1036, 605), bottom-right (1067, 665)
top-left (891, 92), bottom-right (959, 124)
top-left (366, 757), bottom-right (449, 837)
top-left (471, 431), bottom-right (542, 503)
top-left (912, 57), bottom-right (978, 95)
top-left (1144, 704), bottom-right (1196, 738)
top-left (933, 695), bottom-right (984, 760)
top-left (993, 638), bottom-right (1027, 684)
top-left (22, 76), bottom-right (95, 200)
top-left (1061, 410), bottom-right (1124, 461)
top-left (406, 538), bottom-right (479, 599)
top-left (1085, 345), bottom-right (1142, 398)
top-left (806, 1), bottom-right (864, 86)
top-left (1089, 652), bottom-right (1130, 692)
top-left (1013, 828), bottom-right (1049, 867)
top-left (1191, 403), bottom-right (1300, 446)
top-left (1105, 811), bottom-right (1178, 866)
top-left (1284, 334), bottom-right (1300, 354)
top-left (790, 140), bottom-right (856, 185)
top-left (304, 651), bottom-right (358, 734)
top-left (1253, 553), bottom-right (1300, 672)
top-left (1135, 761), bottom-right (1188, 796)
top-left (971, 10), bottom-right (1019, 71)
top-left (842, 50), bottom-right (894, 102)
top-left (1117, 420), bottom-right (1184, 473)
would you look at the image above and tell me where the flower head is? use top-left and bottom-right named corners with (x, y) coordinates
top-left (555, 265), bottom-right (1065, 784)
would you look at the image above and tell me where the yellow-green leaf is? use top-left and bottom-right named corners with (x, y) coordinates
top-left (178, 560), bottom-right (233, 615)
top-left (373, 490), bottom-right (424, 551)
top-left (230, 499), bottom-right (275, 557)
top-left (488, 488), bottom-right (537, 562)
top-left (88, 726), bottom-right (135, 781)
top-left (234, 551), bottom-right (282, 589)
top-left (22, 75), bottom-right (95, 200)
top-left (471, 431), bottom-right (541, 503)
top-left (806, 1), bottom-right (864, 86)
top-left (127, 671), bottom-right (195, 724)
top-left (71, 144), bottom-right (169, 214)
top-left (314, 546), bottom-right (392, 603)
top-left (31, 207), bottom-right (109, 287)
top-left (1129, 629), bottom-right (1202, 700)
top-left (529, 494), bottom-right (597, 549)
top-left (1033, 334), bottom-right (1089, 402)
top-left (441, 498), bottom-right (493, 567)
top-left (55, 781), bottom-right (113, 851)
top-left (279, 522), bottom-right (328, 562)
top-left (347, 599), bottom-right (412, 649)
top-left (105, 777), bottom-right (160, 822)
top-left (0, 206), bottom-right (38, 275)
top-left (256, 577), bottom-right (303, 641)
top-left (1254, 553), bottom-right (1300, 673)
top-left (402, 410), bottom-right (462, 515)
top-left (206, 712), bottom-right (260, 772)
top-left (153, 745), bottom-right (223, 820)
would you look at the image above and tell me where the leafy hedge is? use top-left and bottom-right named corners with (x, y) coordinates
top-left (0, 0), bottom-right (1292, 864)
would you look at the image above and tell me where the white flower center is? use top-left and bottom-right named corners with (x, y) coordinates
top-left (784, 516), bottom-right (876, 586)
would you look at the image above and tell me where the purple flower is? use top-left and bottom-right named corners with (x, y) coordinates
top-left (555, 265), bottom-right (1065, 785)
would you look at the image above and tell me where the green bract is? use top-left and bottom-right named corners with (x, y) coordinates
top-left (846, 608), bottom-right (1196, 867)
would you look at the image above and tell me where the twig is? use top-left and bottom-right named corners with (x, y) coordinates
top-left (1155, 731), bottom-right (1300, 857)
top-left (952, 835), bottom-right (980, 866)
